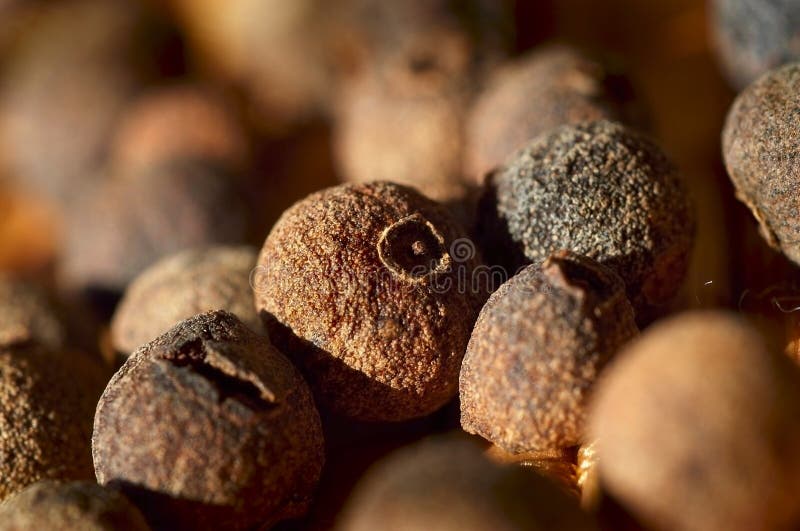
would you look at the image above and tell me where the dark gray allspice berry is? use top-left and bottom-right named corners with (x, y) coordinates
top-left (61, 158), bottom-right (248, 297)
top-left (723, 63), bottom-right (800, 265)
top-left (466, 45), bottom-right (637, 181)
top-left (338, 437), bottom-right (598, 531)
top-left (93, 311), bottom-right (324, 530)
top-left (0, 275), bottom-right (66, 350)
top-left (590, 312), bottom-right (800, 531)
top-left (0, 481), bottom-right (150, 531)
top-left (111, 246), bottom-right (261, 357)
top-left (0, 341), bottom-right (108, 501)
top-left (478, 120), bottom-right (694, 324)
top-left (710, 0), bottom-right (800, 89)
top-left (460, 251), bottom-right (638, 454)
top-left (255, 182), bottom-right (485, 422)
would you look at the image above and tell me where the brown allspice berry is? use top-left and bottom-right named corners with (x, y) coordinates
top-left (0, 481), bottom-right (150, 531)
top-left (589, 311), bottom-right (800, 531)
top-left (465, 45), bottom-right (639, 181)
top-left (61, 158), bottom-right (248, 298)
top-left (0, 274), bottom-right (66, 350)
top-left (111, 246), bottom-right (261, 357)
top-left (484, 445), bottom-right (581, 498)
top-left (723, 63), bottom-right (800, 265)
top-left (0, 340), bottom-right (108, 501)
top-left (460, 251), bottom-right (638, 455)
top-left (254, 181), bottom-right (486, 422)
top-left (478, 120), bottom-right (695, 324)
top-left (338, 436), bottom-right (598, 531)
top-left (93, 310), bottom-right (324, 530)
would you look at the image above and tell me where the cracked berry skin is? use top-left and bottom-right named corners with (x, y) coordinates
top-left (460, 251), bottom-right (638, 454)
top-left (478, 120), bottom-right (694, 324)
top-left (92, 311), bottom-right (324, 531)
top-left (254, 181), bottom-right (486, 422)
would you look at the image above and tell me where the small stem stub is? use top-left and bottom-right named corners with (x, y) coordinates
top-left (378, 214), bottom-right (452, 282)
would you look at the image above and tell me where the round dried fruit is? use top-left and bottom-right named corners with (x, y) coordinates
top-left (0, 275), bottom-right (66, 350)
top-left (93, 310), bottom-right (324, 530)
top-left (255, 181), bottom-right (485, 421)
top-left (460, 251), bottom-right (638, 454)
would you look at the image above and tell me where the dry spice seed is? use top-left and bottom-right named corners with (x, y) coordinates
top-left (111, 246), bottom-right (262, 357)
top-left (255, 181), bottom-right (485, 422)
top-left (466, 45), bottom-right (638, 181)
top-left (478, 120), bottom-right (694, 324)
top-left (0, 275), bottom-right (66, 350)
top-left (338, 437), bottom-right (598, 531)
top-left (723, 63), bottom-right (800, 265)
top-left (93, 310), bottom-right (324, 530)
top-left (0, 481), bottom-right (150, 531)
top-left (589, 311), bottom-right (800, 531)
top-left (460, 251), bottom-right (638, 454)
top-left (710, 0), bottom-right (800, 89)
top-left (0, 341), bottom-right (108, 501)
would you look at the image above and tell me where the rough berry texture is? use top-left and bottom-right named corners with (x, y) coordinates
top-left (93, 311), bottom-right (324, 530)
top-left (723, 63), bottom-right (800, 265)
top-left (711, 0), bottom-right (800, 89)
top-left (478, 120), bottom-right (694, 323)
top-left (590, 312), bottom-right (800, 531)
top-left (339, 437), bottom-right (598, 531)
top-left (255, 182), bottom-right (485, 421)
top-left (111, 246), bottom-right (261, 356)
top-left (460, 252), bottom-right (637, 454)
top-left (0, 275), bottom-right (66, 350)
top-left (0, 342), bottom-right (108, 501)
top-left (0, 481), bottom-right (150, 531)
top-left (466, 45), bottom-right (637, 181)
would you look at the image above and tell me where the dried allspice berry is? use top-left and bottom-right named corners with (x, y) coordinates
top-left (722, 63), bottom-right (800, 265)
top-left (0, 275), bottom-right (66, 350)
top-left (61, 158), bottom-right (248, 298)
top-left (339, 436), bottom-right (598, 531)
top-left (0, 341), bottom-right (108, 501)
top-left (255, 182), bottom-right (485, 422)
top-left (460, 251), bottom-right (638, 454)
top-left (93, 310), bottom-right (324, 530)
top-left (0, 481), bottom-right (150, 531)
top-left (478, 120), bottom-right (694, 324)
top-left (589, 311), bottom-right (800, 531)
top-left (111, 246), bottom-right (261, 357)
top-left (465, 45), bottom-right (638, 181)
top-left (710, 0), bottom-right (800, 89)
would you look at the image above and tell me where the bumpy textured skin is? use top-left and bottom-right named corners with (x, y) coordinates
top-left (61, 159), bottom-right (248, 296)
top-left (255, 182), bottom-right (485, 421)
top-left (111, 246), bottom-right (261, 356)
top-left (590, 312), bottom-right (800, 531)
top-left (478, 121), bottom-right (694, 324)
top-left (0, 342), bottom-right (108, 501)
top-left (460, 252), bottom-right (638, 454)
top-left (93, 311), bottom-right (324, 531)
top-left (0, 481), bottom-right (150, 531)
top-left (711, 0), bottom-right (800, 89)
top-left (0, 275), bottom-right (66, 350)
top-left (466, 45), bottom-right (636, 181)
top-left (723, 63), bottom-right (800, 265)
top-left (339, 437), bottom-right (598, 531)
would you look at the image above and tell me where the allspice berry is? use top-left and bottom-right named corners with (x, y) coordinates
top-left (590, 311), bottom-right (800, 531)
top-left (0, 481), bottom-right (150, 531)
top-left (255, 182), bottom-right (485, 422)
top-left (710, 0), bottom-right (800, 89)
top-left (478, 120), bottom-right (694, 323)
top-left (339, 436), bottom-right (598, 531)
top-left (460, 251), bottom-right (638, 454)
top-left (0, 341), bottom-right (108, 501)
top-left (0, 275), bottom-right (66, 350)
top-left (723, 63), bottom-right (800, 265)
top-left (465, 45), bottom-right (637, 181)
top-left (93, 311), bottom-right (324, 530)
top-left (111, 246), bottom-right (261, 357)
top-left (61, 159), bottom-right (248, 297)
